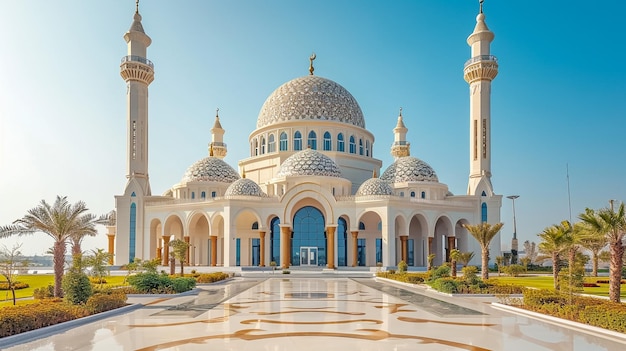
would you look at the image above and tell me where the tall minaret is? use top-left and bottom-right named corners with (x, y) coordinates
top-left (464, 0), bottom-right (498, 196)
top-left (390, 108), bottom-right (410, 160)
top-left (120, 1), bottom-right (154, 195)
top-left (210, 109), bottom-right (227, 159)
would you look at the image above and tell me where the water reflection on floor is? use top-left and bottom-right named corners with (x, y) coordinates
top-left (4, 278), bottom-right (625, 351)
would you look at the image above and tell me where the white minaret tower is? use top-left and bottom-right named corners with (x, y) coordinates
top-left (209, 109), bottom-right (227, 159)
top-left (120, 1), bottom-right (154, 195)
top-left (114, 2), bottom-right (154, 265)
top-left (464, 0), bottom-right (498, 196)
top-left (390, 108), bottom-right (410, 160)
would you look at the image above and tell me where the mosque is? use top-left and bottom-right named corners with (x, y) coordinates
top-left (108, 3), bottom-right (502, 269)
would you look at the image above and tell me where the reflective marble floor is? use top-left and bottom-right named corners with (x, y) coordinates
top-left (4, 278), bottom-right (625, 351)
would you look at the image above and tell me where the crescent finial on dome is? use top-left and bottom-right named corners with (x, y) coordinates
top-left (135, 0), bottom-right (140, 14)
top-left (309, 52), bottom-right (316, 75)
top-left (479, 0), bottom-right (484, 13)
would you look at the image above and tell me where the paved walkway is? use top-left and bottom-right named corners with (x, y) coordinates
top-left (2, 274), bottom-right (625, 350)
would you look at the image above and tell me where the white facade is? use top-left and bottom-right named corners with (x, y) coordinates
top-left (113, 6), bottom-right (502, 269)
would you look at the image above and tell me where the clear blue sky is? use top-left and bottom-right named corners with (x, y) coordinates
top-left (1, 1), bottom-right (624, 256)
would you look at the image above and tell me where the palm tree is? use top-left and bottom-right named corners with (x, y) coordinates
top-left (538, 221), bottom-right (571, 290)
top-left (578, 219), bottom-right (608, 277)
top-left (0, 196), bottom-right (102, 297)
top-left (579, 202), bottom-right (626, 303)
top-left (462, 222), bottom-right (504, 280)
top-left (457, 251), bottom-right (475, 268)
top-left (449, 249), bottom-right (460, 277)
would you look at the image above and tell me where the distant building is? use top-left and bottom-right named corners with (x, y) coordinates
top-left (109, 5), bottom-right (502, 268)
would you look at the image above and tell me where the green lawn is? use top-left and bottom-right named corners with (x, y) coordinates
top-left (490, 275), bottom-right (626, 299)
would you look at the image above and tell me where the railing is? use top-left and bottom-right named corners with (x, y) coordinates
top-left (121, 55), bottom-right (154, 69)
top-left (464, 55), bottom-right (497, 68)
top-left (211, 142), bottom-right (227, 147)
top-left (393, 141), bottom-right (410, 146)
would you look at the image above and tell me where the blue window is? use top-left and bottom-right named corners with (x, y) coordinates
top-left (358, 222), bottom-right (365, 230)
top-left (201, 191), bottom-right (206, 199)
top-left (251, 221), bottom-right (259, 230)
top-left (292, 206), bottom-right (326, 266)
top-left (251, 238), bottom-right (260, 266)
top-left (421, 191), bottom-right (426, 199)
top-left (410, 191), bottom-right (415, 198)
top-left (129, 203), bottom-right (136, 262)
top-left (407, 239), bottom-right (414, 266)
top-left (349, 136), bottom-right (356, 154)
top-left (211, 191), bottom-right (216, 198)
top-left (261, 137), bottom-right (266, 154)
top-left (236, 238), bottom-right (241, 266)
top-left (280, 132), bottom-right (288, 151)
top-left (308, 131), bottom-right (317, 150)
top-left (481, 203), bottom-right (488, 222)
top-left (191, 192), bottom-right (195, 199)
top-left (270, 217), bottom-right (281, 265)
top-left (481, 191), bottom-right (487, 196)
top-left (359, 139), bottom-right (363, 155)
top-left (366, 140), bottom-right (370, 157)
top-left (376, 238), bottom-right (383, 264)
top-left (337, 133), bottom-right (345, 152)
top-left (337, 218), bottom-right (347, 266)
top-left (294, 131), bottom-right (302, 151)
top-left (254, 139), bottom-right (259, 156)
top-left (323, 132), bottom-right (332, 151)
top-left (268, 134), bottom-right (276, 153)
top-left (357, 238), bottom-right (366, 266)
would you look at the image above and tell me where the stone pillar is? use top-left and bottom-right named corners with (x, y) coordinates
top-left (351, 231), bottom-right (359, 267)
top-left (156, 246), bottom-right (162, 261)
top-left (210, 236), bottom-right (217, 266)
top-left (162, 236), bottom-right (171, 266)
top-left (280, 226), bottom-right (291, 269)
top-left (107, 234), bottom-right (115, 265)
top-left (259, 231), bottom-right (266, 267)
top-left (326, 226), bottom-right (336, 269)
top-left (184, 236), bottom-right (190, 265)
top-left (400, 236), bottom-right (408, 263)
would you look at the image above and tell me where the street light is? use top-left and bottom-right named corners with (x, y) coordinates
top-left (507, 195), bottom-right (519, 264)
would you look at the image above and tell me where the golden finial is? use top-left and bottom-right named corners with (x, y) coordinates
top-left (242, 168), bottom-right (246, 178)
top-left (479, 0), bottom-right (484, 14)
top-left (136, 0), bottom-right (140, 14)
top-left (309, 53), bottom-right (316, 75)
top-left (216, 107), bottom-right (219, 117)
top-left (209, 143), bottom-right (214, 157)
top-left (399, 107), bottom-right (403, 117)
top-left (373, 169), bottom-right (377, 178)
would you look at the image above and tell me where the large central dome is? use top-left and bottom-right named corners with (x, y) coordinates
top-left (256, 75), bottom-right (365, 129)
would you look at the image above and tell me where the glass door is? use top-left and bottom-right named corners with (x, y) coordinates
top-left (299, 247), bottom-right (318, 266)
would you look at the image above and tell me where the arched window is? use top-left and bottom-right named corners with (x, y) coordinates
top-left (421, 191), bottom-right (426, 199)
top-left (337, 133), bottom-right (345, 152)
top-left (359, 139), bottom-right (363, 155)
top-left (349, 136), bottom-right (356, 154)
top-left (358, 222), bottom-right (365, 230)
top-left (293, 206), bottom-right (326, 266)
top-left (366, 140), bottom-right (370, 157)
top-left (261, 136), bottom-right (266, 154)
top-left (191, 192), bottom-right (195, 199)
top-left (294, 131), bottom-right (302, 151)
top-left (254, 139), bottom-right (259, 156)
top-left (270, 217), bottom-right (281, 265)
top-left (251, 221), bottom-right (259, 230)
top-left (129, 203), bottom-right (136, 262)
top-left (337, 217), bottom-right (348, 266)
top-left (410, 191), bottom-right (415, 198)
top-left (323, 132), bottom-right (332, 151)
top-left (481, 203), bottom-right (488, 222)
top-left (308, 131), bottom-right (317, 150)
top-left (268, 134), bottom-right (276, 153)
top-left (201, 191), bottom-right (206, 199)
top-left (280, 132), bottom-right (288, 151)
top-left (211, 191), bottom-right (216, 198)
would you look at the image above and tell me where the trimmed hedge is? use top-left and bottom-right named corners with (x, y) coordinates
top-left (0, 282), bottom-right (29, 290)
top-left (195, 272), bottom-right (231, 283)
top-left (0, 300), bottom-right (88, 337)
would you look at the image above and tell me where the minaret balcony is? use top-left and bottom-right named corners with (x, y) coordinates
top-left (121, 55), bottom-right (154, 69)
top-left (463, 55), bottom-right (498, 83)
top-left (120, 55), bottom-right (155, 84)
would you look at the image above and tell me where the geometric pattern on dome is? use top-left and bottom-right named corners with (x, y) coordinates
top-left (181, 157), bottom-right (240, 183)
top-left (225, 178), bottom-right (267, 197)
top-left (257, 75), bottom-right (365, 129)
top-left (356, 178), bottom-right (393, 196)
top-left (380, 156), bottom-right (439, 183)
top-left (276, 148), bottom-right (342, 178)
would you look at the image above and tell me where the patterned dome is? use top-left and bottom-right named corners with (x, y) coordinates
top-left (181, 157), bottom-right (240, 183)
top-left (225, 178), bottom-right (267, 197)
top-left (256, 75), bottom-right (365, 129)
top-left (356, 178), bottom-right (393, 196)
top-left (380, 156), bottom-right (439, 183)
top-left (276, 148), bottom-right (342, 178)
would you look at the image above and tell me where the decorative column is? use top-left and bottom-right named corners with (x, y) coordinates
top-left (428, 237), bottom-right (433, 255)
top-left (400, 236), bottom-right (408, 263)
top-left (162, 236), bottom-right (171, 266)
top-left (280, 226), bottom-right (291, 269)
top-left (351, 231), bottom-right (359, 267)
top-left (210, 236), bottom-right (217, 266)
top-left (156, 246), bottom-right (162, 261)
top-left (259, 231), bottom-right (266, 267)
top-left (184, 236), bottom-right (190, 265)
top-left (107, 234), bottom-right (115, 265)
top-left (326, 226), bottom-right (336, 269)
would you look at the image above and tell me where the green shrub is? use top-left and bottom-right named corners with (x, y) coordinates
top-left (502, 264), bottom-right (526, 277)
top-left (0, 300), bottom-right (87, 337)
top-left (33, 284), bottom-right (55, 299)
top-left (89, 277), bottom-right (107, 284)
top-left (282, 270), bottom-right (291, 274)
top-left (397, 260), bottom-right (408, 273)
top-left (171, 277), bottom-right (196, 293)
top-left (429, 265), bottom-right (451, 281)
top-left (579, 304), bottom-right (626, 333)
top-left (86, 292), bottom-right (128, 314)
top-left (196, 272), bottom-right (230, 283)
top-left (62, 271), bottom-right (93, 305)
top-left (430, 278), bottom-right (460, 293)
top-left (127, 272), bottom-right (173, 293)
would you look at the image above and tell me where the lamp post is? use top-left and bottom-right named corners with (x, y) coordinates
top-left (507, 195), bottom-right (519, 264)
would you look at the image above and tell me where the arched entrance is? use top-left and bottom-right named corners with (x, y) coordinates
top-left (292, 206), bottom-right (326, 266)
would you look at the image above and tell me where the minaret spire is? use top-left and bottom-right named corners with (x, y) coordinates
top-left (390, 107), bottom-right (410, 160)
top-left (210, 108), bottom-right (227, 159)
top-left (464, 1), bottom-right (498, 196)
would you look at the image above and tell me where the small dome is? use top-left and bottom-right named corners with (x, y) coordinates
top-left (356, 178), bottom-right (393, 196)
top-left (257, 75), bottom-right (365, 129)
top-left (181, 157), bottom-right (240, 183)
top-left (276, 148), bottom-right (342, 178)
top-left (380, 156), bottom-right (438, 183)
top-left (225, 178), bottom-right (267, 197)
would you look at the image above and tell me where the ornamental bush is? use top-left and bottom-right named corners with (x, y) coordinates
top-left (430, 277), bottom-right (460, 293)
top-left (33, 284), bottom-right (55, 299)
top-left (85, 292), bottom-right (127, 314)
top-left (0, 282), bottom-right (29, 290)
top-left (195, 272), bottom-right (230, 283)
top-left (0, 300), bottom-right (87, 337)
top-left (62, 271), bottom-right (93, 305)
top-left (171, 277), bottom-right (196, 293)
top-left (397, 260), bottom-right (408, 273)
top-left (127, 272), bottom-right (173, 293)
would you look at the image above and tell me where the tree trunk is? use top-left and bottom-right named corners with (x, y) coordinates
top-left (609, 240), bottom-right (624, 303)
top-left (11, 286), bottom-right (16, 305)
top-left (451, 259), bottom-right (457, 278)
top-left (53, 241), bottom-right (66, 298)
top-left (552, 252), bottom-right (560, 290)
top-left (592, 253), bottom-right (598, 277)
top-left (180, 261), bottom-right (184, 277)
top-left (72, 241), bottom-right (82, 257)
top-left (481, 247), bottom-right (489, 280)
